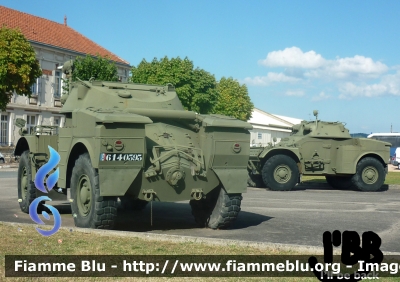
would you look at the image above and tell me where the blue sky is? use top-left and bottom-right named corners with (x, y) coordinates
top-left (3, 0), bottom-right (400, 133)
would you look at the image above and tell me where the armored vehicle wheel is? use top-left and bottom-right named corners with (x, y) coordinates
top-left (0, 158), bottom-right (4, 164)
top-left (119, 196), bottom-right (148, 211)
top-left (70, 153), bottom-right (117, 229)
top-left (17, 151), bottom-right (36, 213)
top-left (351, 157), bottom-right (385, 192)
top-left (325, 176), bottom-right (353, 189)
top-left (190, 187), bottom-right (242, 229)
top-left (262, 155), bottom-right (299, 191)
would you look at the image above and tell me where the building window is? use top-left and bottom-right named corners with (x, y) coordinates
top-left (54, 71), bottom-right (62, 98)
top-left (53, 117), bottom-right (60, 127)
top-left (27, 115), bottom-right (37, 134)
top-left (30, 78), bottom-right (41, 96)
top-left (258, 132), bottom-right (262, 139)
top-left (0, 114), bottom-right (9, 146)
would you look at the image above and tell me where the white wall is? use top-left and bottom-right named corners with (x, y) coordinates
top-left (250, 128), bottom-right (292, 147)
top-left (247, 108), bottom-right (302, 147)
top-left (3, 45), bottom-right (130, 147)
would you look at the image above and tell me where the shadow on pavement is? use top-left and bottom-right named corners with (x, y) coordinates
top-left (293, 182), bottom-right (389, 192)
top-left (251, 183), bottom-right (389, 192)
top-left (47, 201), bottom-right (272, 233)
top-left (114, 201), bottom-right (272, 232)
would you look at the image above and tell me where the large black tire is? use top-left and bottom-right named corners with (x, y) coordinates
top-left (190, 187), bottom-right (242, 229)
top-left (325, 175), bottom-right (353, 189)
top-left (262, 155), bottom-right (299, 191)
top-left (351, 157), bottom-right (385, 192)
top-left (70, 153), bottom-right (117, 229)
top-left (119, 196), bottom-right (148, 211)
top-left (17, 151), bottom-right (36, 213)
top-left (0, 158), bottom-right (4, 164)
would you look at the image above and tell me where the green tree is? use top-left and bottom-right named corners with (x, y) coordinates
top-left (0, 26), bottom-right (42, 111)
top-left (213, 77), bottom-right (254, 121)
top-left (72, 55), bottom-right (118, 82)
top-left (131, 56), bottom-right (218, 114)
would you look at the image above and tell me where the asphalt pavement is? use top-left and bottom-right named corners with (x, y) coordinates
top-left (1, 168), bottom-right (399, 253)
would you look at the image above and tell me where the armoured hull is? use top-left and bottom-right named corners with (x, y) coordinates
top-left (248, 113), bottom-right (390, 192)
top-left (14, 60), bottom-right (252, 230)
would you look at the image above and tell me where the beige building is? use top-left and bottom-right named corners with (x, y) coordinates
top-left (0, 6), bottom-right (131, 147)
top-left (248, 108), bottom-right (303, 147)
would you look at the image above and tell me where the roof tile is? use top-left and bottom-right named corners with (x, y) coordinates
top-left (0, 6), bottom-right (129, 65)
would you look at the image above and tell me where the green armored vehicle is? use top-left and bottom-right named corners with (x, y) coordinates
top-left (15, 60), bottom-right (252, 230)
top-left (248, 111), bottom-right (390, 192)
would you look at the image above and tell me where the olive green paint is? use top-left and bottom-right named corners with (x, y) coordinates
top-left (15, 60), bottom-right (252, 206)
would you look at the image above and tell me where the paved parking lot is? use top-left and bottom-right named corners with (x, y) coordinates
top-left (1, 168), bottom-right (399, 253)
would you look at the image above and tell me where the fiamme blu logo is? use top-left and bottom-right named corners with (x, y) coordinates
top-left (29, 146), bottom-right (62, 236)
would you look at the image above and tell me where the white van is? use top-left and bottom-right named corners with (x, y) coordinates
top-left (395, 147), bottom-right (400, 169)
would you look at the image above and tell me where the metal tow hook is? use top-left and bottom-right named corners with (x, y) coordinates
top-left (142, 189), bottom-right (156, 202)
top-left (191, 189), bottom-right (204, 200)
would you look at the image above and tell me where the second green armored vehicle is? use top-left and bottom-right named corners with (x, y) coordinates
top-left (248, 111), bottom-right (390, 192)
top-left (14, 60), bottom-right (252, 230)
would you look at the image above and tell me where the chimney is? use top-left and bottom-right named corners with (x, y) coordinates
top-left (64, 15), bottom-right (67, 26)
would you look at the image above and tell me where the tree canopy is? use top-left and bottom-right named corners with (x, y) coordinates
top-left (213, 77), bottom-right (254, 121)
top-left (0, 26), bottom-right (42, 111)
top-left (71, 55), bottom-right (118, 82)
top-left (130, 56), bottom-right (253, 120)
top-left (131, 57), bottom-right (218, 114)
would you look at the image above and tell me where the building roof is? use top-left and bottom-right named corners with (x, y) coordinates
top-left (248, 108), bottom-right (303, 129)
top-left (368, 133), bottom-right (400, 138)
top-left (0, 6), bottom-right (129, 66)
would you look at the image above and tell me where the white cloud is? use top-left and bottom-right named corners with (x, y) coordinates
top-left (243, 72), bottom-right (301, 86)
top-left (285, 90), bottom-right (305, 97)
top-left (311, 91), bottom-right (331, 101)
top-left (247, 46), bottom-right (400, 101)
top-left (338, 70), bottom-right (400, 99)
top-left (306, 55), bottom-right (389, 80)
top-left (338, 83), bottom-right (387, 98)
top-left (331, 56), bottom-right (388, 75)
top-left (246, 46), bottom-right (395, 100)
top-left (255, 47), bottom-right (388, 82)
top-left (259, 47), bottom-right (325, 69)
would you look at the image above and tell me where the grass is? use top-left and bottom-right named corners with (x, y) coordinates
top-left (0, 222), bottom-right (320, 282)
top-left (0, 223), bottom-right (398, 282)
top-left (301, 171), bottom-right (400, 186)
top-left (383, 171), bottom-right (400, 185)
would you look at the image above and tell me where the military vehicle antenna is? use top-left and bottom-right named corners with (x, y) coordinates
top-left (313, 110), bottom-right (318, 128)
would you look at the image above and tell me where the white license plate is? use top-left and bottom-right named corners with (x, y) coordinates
top-left (100, 153), bottom-right (143, 162)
